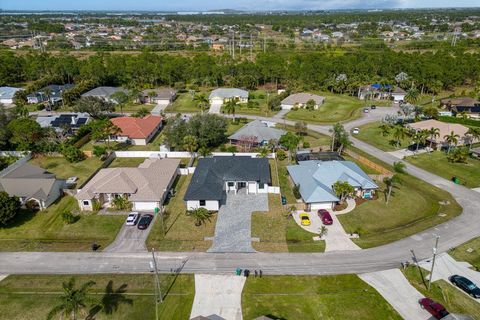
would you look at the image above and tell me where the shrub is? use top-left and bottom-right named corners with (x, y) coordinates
top-left (36, 103), bottom-right (44, 111)
top-left (93, 145), bottom-right (107, 158)
top-left (61, 211), bottom-right (79, 224)
top-left (276, 149), bottom-right (287, 161)
top-left (0, 192), bottom-right (21, 226)
top-left (226, 145), bottom-right (238, 153)
top-left (293, 183), bottom-right (302, 199)
top-left (92, 199), bottom-right (102, 212)
top-left (111, 196), bottom-right (132, 211)
top-left (62, 145), bottom-right (85, 163)
top-left (303, 141), bottom-right (310, 148)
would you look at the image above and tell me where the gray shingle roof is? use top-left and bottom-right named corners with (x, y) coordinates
top-left (0, 163), bottom-right (59, 201)
top-left (184, 156), bottom-right (271, 201)
top-left (281, 93), bottom-right (325, 106)
top-left (81, 86), bottom-right (128, 99)
top-left (209, 88), bottom-right (248, 100)
top-left (228, 120), bottom-right (285, 143)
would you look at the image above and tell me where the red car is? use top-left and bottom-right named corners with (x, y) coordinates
top-left (317, 209), bottom-right (333, 225)
top-left (418, 298), bottom-right (449, 319)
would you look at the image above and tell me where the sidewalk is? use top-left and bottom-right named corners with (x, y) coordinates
top-left (190, 274), bottom-right (246, 320)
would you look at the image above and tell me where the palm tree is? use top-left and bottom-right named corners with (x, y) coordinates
top-left (110, 91), bottom-right (129, 115)
top-left (427, 127), bottom-right (440, 152)
top-left (411, 129), bottom-right (428, 154)
top-left (393, 161), bottom-right (406, 174)
top-left (383, 174), bottom-right (401, 205)
top-left (47, 277), bottom-right (96, 320)
top-left (187, 207), bottom-right (213, 226)
top-left (444, 131), bottom-right (460, 154)
top-left (391, 125), bottom-right (408, 148)
top-left (405, 87), bottom-right (420, 104)
top-left (466, 127), bottom-right (480, 150)
top-left (194, 93), bottom-right (209, 114)
top-left (148, 91), bottom-right (157, 104)
top-left (257, 146), bottom-right (270, 158)
top-left (223, 100), bottom-right (237, 121)
top-left (332, 181), bottom-right (354, 203)
top-left (183, 135), bottom-right (198, 156)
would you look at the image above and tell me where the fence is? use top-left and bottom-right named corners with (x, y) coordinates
top-left (114, 151), bottom-right (276, 159)
top-left (0, 151), bottom-right (30, 157)
top-left (345, 149), bottom-right (392, 176)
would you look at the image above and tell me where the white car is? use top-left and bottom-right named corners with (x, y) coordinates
top-left (352, 128), bottom-right (360, 135)
top-left (125, 212), bottom-right (139, 226)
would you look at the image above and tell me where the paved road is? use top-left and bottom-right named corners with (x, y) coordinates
top-left (5, 107), bottom-right (479, 276)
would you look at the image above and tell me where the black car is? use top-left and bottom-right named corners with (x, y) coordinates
top-left (137, 214), bottom-right (153, 230)
top-left (371, 105), bottom-right (377, 109)
top-left (449, 275), bottom-right (480, 298)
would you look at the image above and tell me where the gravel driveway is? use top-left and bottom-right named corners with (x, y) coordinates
top-left (208, 192), bottom-right (268, 253)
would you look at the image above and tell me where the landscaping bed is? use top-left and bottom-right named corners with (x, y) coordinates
top-left (242, 275), bottom-right (401, 320)
top-left (0, 274), bottom-right (194, 320)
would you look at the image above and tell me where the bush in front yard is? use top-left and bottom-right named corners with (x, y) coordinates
top-left (111, 196), bottom-right (132, 211)
top-left (61, 211), bottom-right (79, 224)
top-left (61, 145), bottom-right (85, 163)
top-left (276, 149), bottom-right (287, 161)
top-left (293, 183), bottom-right (302, 199)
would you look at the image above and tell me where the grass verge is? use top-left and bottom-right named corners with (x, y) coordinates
top-left (242, 275), bottom-right (401, 320)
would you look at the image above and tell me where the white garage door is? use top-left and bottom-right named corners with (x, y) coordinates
top-left (133, 202), bottom-right (158, 211)
top-left (310, 202), bottom-right (333, 210)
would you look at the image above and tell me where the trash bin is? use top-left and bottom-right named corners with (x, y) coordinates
top-left (281, 196), bottom-right (287, 205)
top-left (236, 268), bottom-right (242, 276)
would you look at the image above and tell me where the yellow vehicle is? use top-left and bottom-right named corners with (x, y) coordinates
top-left (299, 213), bottom-right (311, 226)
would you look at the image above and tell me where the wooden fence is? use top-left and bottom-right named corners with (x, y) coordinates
top-left (345, 149), bottom-right (392, 176)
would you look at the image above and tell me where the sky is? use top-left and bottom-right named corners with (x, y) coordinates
top-left (1, 0), bottom-right (479, 11)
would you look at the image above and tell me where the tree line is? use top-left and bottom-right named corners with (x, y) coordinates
top-left (1, 48), bottom-right (479, 101)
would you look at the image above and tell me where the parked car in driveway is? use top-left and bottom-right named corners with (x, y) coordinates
top-left (363, 108), bottom-right (369, 113)
top-left (449, 275), bottom-right (480, 298)
top-left (125, 212), bottom-right (139, 226)
top-left (418, 297), bottom-right (449, 319)
top-left (352, 127), bottom-right (360, 134)
top-left (137, 214), bottom-right (153, 230)
top-left (317, 209), bottom-right (333, 225)
top-left (299, 213), bottom-right (311, 226)
top-left (371, 105), bottom-right (376, 109)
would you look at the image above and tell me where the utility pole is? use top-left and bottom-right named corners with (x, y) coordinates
top-left (151, 248), bottom-right (162, 320)
top-left (263, 33), bottom-right (266, 53)
top-left (232, 31), bottom-right (235, 60)
top-left (428, 235), bottom-right (440, 291)
top-left (239, 33), bottom-right (242, 56)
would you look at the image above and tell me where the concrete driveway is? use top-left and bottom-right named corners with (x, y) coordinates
top-left (292, 210), bottom-right (360, 252)
top-left (151, 102), bottom-right (169, 115)
top-left (359, 269), bottom-right (432, 320)
top-left (190, 274), bottom-right (246, 320)
top-left (420, 253), bottom-right (480, 298)
top-left (209, 102), bottom-right (223, 114)
top-left (103, 213), bottom-right (157, 253)
top-left (208, 192), bottom-right (268, 253)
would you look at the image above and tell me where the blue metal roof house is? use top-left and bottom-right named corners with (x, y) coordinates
top-left (287, 160), bottom-right (378, 210)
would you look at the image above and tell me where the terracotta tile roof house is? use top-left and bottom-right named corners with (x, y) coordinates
top-left (281, 93), bottom-right (325, 110)
top-left (407, 119), bottom-right (473, 148)
top-left (76, 158), bottom-right (180, 212)
top-left (110, 115), bottom-right (162, 145)
top-left (0, 161), bottom-right (64, 210)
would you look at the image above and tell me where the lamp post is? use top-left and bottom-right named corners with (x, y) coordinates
top-left (428, 235), bottom-right (440, 291)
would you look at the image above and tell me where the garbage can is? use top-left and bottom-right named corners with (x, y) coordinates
top-left (281, 196), bottom-right (287, 205)
top-left (236, 268), bottom-right (242, 276)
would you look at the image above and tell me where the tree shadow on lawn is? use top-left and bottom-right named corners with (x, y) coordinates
top-left (1, 209), bottom-right (37, 229)
top-left (88, 281), bottom-right (133, 319)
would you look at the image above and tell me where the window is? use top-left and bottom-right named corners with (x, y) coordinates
top-left (199, 200), bottom-right (206, 206)
top-left (83, 200), bottom-right (90, 206)
top-left (227, 182), bottom-right (235, 187)
top-left (259, 184), bottom-right (264, 190)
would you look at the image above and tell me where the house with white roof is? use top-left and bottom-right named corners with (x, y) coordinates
top-left (287, 160), bottom-right (378, 210)
top-left (209, 88), bottom-right (248, 106)
top-left (0, 86), bottom-right (23, 105)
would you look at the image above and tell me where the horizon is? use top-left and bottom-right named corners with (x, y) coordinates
top-left (1, 0), bottom-right (479, 12)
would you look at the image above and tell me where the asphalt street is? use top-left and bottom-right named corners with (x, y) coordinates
top-left (5, 107), bottom-right (478, 276)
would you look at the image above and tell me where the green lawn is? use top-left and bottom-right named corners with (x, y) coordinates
top-left (338, 155), bottom-right (462, 248)
top-left (0, 196), bottom-right (124, 251)
top-left (403, 267), bottom-right (480, 319)
top-left (280, 124), bottom-right (332, 148)
top-left (285, 92), bottom-right (366, 124)
top-left (0, 274), bottom-right (194, 320)
top-left (120, 103), bottom-right (154, 114)
top-left (108, 157), bottom-right (148, 168)
top-left (450, 237), bottom-right (480, 271)
top-left (242, 275), bottom-right (401, 320)
top-left (146, 175), bottom-right (216, 251)
top-left (29, 156), bottom-right (103, 187)
top-left (166, 92), bottom-right (201, 113)
top-left (226, 118), bottom-right (251, 136)
top-left (405, 151), bottom-right (480, 188)
top-left (355, 122), bottom-right (411, 151)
